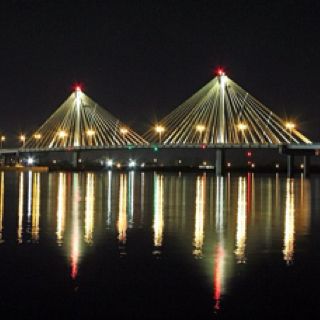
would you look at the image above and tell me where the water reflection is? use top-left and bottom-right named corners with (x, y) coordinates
top-left (283, 179), bottom-right (295, 265)
top-left (0, 172), bottom-right (4, 243)
top-left (56, 173), bottom-right (66, 245)
top-left (27, 171), bottom-right (32, 224)
top-left (85, 173), bottom-right (95, 244)
top-left (153, 174), bottom-right (164, 253)
top-left (213, 176), bottom-right (225, 311)
top-left (31, 173), bottom-right (40, 242)
top-left (128, 171), bottom-right (135, 228)
top-left (193, 174), bottom-right (206, 257)
top-left (17, 172), bottom-right (24, 243)
top-left (118, 174), bottom-right (127, 248)
top-left (234, 177), bottom-right (247, 263)
top-left (0, 171), bottom-right (313, 310)
top-left (71, 174), bottom-right (81, 279)
top-left (106, 170), bottom-right (112, 226)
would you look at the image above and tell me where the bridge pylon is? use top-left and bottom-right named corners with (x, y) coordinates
top-left (25, 87), bottom-right (147, 150)
top-left (144, 70), bottom-right (311, 176)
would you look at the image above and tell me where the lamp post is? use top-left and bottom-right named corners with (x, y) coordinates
top-left (120, 127), bottom-right (128, 144)
top-left (20, 134), bottom-right (26, 148)
top-left (86, 129), bottom-right (95, 146)
top-left (58, 130), bottom-right (67, 146)
top-left (196, 125), bottom-right (206, 143)
top-left (0, 136), bottom-right (5, 149)
top-left (34, 133), bottom-right (41, 146)
top-left (155, 125), bottom-right (165, 144)
top-left (285, 122), bottom-right (295, 143)
top-left (237, 123), bottom-right (248, 143)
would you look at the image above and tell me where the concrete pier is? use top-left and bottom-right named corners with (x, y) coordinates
top-left (215, 149), bottom-right (225, 176)
top-left (287, 154), bottom-right (295, 178)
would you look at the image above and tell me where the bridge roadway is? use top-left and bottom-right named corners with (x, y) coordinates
top-left (1, 142), bottom-right (319, 154)
top-left (0, 143), bottom-right (319, 177)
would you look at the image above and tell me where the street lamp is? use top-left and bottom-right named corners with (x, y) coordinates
top-left (20, 134), bottom-right (26, 148)
top-left (120, 127), bottom-right (128, 144)
top-left (34, 133), bottom-right (41, 140)
top-left (237, 123), bottom-right (248, 143)
top-left (57, 130), bottom-right (68, 146)
top-left (0, 136), bottom-right (5, 149)
top-left (285, 122), bottom-right (295, 143)
top-left (155, 125), bottom-right (165, 144)
top-left (58, 130), bottom-right (67, 138)
top-left (86, 129), bottom-right (95, 146)
top-left (196, 124), bottom-right (206, 143)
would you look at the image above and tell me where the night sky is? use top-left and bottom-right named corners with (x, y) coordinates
top-left (1, 0), bottom-right (320, 145)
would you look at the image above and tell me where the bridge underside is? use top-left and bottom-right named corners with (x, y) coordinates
top-left (0, 143), bottom-right (318, 178)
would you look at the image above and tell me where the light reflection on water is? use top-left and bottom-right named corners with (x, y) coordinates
top-left (153, 173), bottom-right (164, 252)
top-left (0, 172), bottom-right (4, 243)
top-left (0, 170), bottom-right (313, 311)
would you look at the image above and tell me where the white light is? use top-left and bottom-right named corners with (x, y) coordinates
top-left (27, 157), bottom-right (34, 165)
top-left (238, 123), bottom-right (248, 131)
top-left (106, 159), bottom-right (113, 167)
top-left (196, 124), bottom-right (205, 133)
top-left (120, 127), bottom-right (129, 134)
top-left (128, 160), bottom-right (136, 168)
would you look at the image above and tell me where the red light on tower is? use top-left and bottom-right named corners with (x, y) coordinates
top-left (72, 83), bottom-right (83, 92)
top-left (215, 67), bottom-right (225, 76)
top-left (246, 151), bottom-right (252, 157)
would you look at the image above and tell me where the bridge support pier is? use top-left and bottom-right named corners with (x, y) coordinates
top-left (215, 149), bottom-right (225, 176)
top-left (303, 155), bottom-right (310, 177)
top-left (4, 154), bottom-right (12, 166)
top-left (287, 154), bottom-right (295, 178)
top-left (72, 151), bottom-right (80, 169)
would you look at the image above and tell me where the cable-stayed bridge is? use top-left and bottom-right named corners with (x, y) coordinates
top-left (0, 73), bottom-right (318, 176)
top-left (144, 71), bottom-right (310, 145)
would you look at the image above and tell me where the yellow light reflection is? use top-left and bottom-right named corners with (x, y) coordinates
top-left (84, 173), bottom-right (95, 244)
top-left (283, 179), bottom-right (295, 264)
top-left (0, 172), bottom-right (4, 243)
top-left (216, 176), bottom-right (224, 234)
top-left (193, 174), bottom-right (206, 257)
top-left (27, 171), bottom-right (32, 220)
top-left (234, 177), bottom-right (247, 263)
top-left (56, 173), bottom-right (66, 245)
top-left (31, 173), bottom-right (40, 242)
top-left (128, 171), bottom-right (135, 227)
top-left (118, 174), bottom-right (127, 245)
top-left (17, 172), bottom-right (24, 243)
top-left (71, 173), bottom-right (81, 279)
top-left (106, 170), bottom-right (112, 226)
top-left (140, 172), bottom-right (145, 224)
top-left (153, 174), bottom-right (164, 250)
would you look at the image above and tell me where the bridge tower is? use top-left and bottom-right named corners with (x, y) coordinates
top-left (144, 70), bottom-right (311, 176)
top-left (24, 86), bottom-right (148, 168)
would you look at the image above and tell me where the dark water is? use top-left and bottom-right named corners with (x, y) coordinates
top-left (0, 170), bottom-right (319, 319)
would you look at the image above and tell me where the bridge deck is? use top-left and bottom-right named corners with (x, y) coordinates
top-left (0, 143), bottom-right (319, 154)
